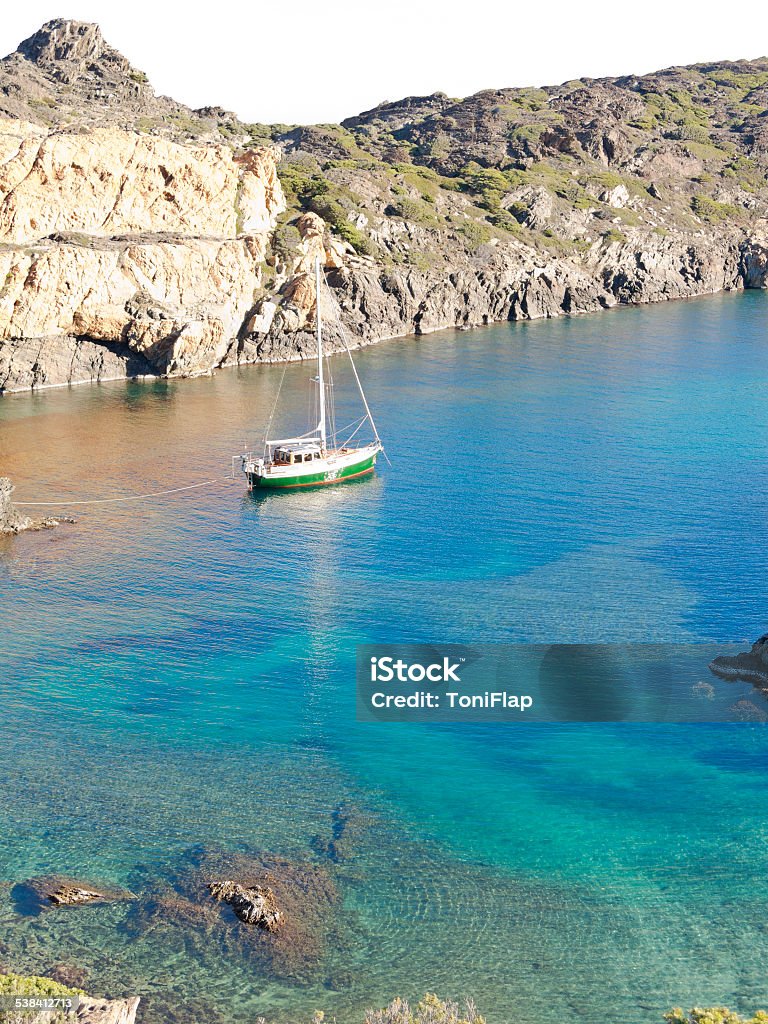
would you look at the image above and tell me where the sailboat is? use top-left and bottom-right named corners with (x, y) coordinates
top-left (241, 257), bottom-right (384, 490)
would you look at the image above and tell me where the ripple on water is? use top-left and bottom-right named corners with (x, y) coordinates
top-left (2, 293), bottom-right (768, 1022)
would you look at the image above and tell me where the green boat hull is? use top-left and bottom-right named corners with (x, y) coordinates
top-left (248, 452), bottom-right (377, 490)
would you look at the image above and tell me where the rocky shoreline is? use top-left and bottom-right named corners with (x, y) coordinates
top-left (1, 21), bottom-right (767, 393)
top-left (2, 178), bottom-right (765, 396)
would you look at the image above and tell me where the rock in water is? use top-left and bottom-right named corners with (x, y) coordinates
top-left (0, 477), bottom-right (75, 535)
top-left (208, 880), bottom-right (283, 930)
top-left (11, 875), bottom-right (136, 912)
top-left (125, 847), bottom-right (338, 980)
top-left (48, 885), bottom-right (105, 907)
top-left (0, 477), bottom-right (32, 534)
top-left (710, 636), bottom-right (768, 687)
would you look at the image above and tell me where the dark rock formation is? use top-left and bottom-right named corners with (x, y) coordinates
top-left (125, 847), bottom-right (338, 980)
top-left (710, 636), bottom-right (768, 687)
top-left (0, 338), bottom-right (155, 396)
top-left (311, 802), bottom-right (373, 863)
top-left (11, 875), bottom-right (136, 913)
top-left (208, 879), bottom-right (283, 930)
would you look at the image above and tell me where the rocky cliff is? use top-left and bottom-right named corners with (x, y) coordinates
top-left (0, 19), bottom-right (767, 392)
top-left (0, 117), bottom-right (284, 388)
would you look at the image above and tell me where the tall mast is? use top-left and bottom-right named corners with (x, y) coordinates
top-left (315, 256), bottom-right (327, 450)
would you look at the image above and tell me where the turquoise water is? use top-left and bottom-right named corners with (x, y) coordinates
top-left (1, 291), bottom-right (768, 1023)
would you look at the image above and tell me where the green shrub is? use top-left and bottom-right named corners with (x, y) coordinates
top-left (0, 975), bottom-right (83, 998)
top-left (691, 195), bottom-right (740, 222)
top-left (0, 974), bottom-right (84, 1024)
top-left (273, 221), bottom-right (302, 261)
top-left (672, 122), bottom-right (711, 144)
top-left (335, 220), bottom-right (374, 256)
top-left (459, 164), bottom-right (510, 212)
top-left (665, 1009), bottom-right (768, 1024)
top-left (458, 220), bottom-right (492, 251)
top-left (389, 197), bottom-right (430, 223)
top-left (278, 160), bottom-right (330, 208)
top-left (508, 123), bottom-right (546, 146)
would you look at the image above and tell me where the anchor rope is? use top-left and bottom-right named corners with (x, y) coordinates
top-left (14, 476), bottom-right (234, 507)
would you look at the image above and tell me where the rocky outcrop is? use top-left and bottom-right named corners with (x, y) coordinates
top-left (75, 997), bottom-right (140, 1024)
top-left (0, 119), bottom-right (284, 389)
top-left (5, 997), bottom-right (140, 1024)
top-left (0, 971), bottom-right (139, 1024)
top-left (0, 121), bottom-right (264, 240)
top-left (0, 477), bottom-right (74, 535)
top-left (125, 847), bottom-right (338, 980)
top-left (247, 227), bottom-right (768, 364)
top-left (710, 636), bottom-right (768, 687)
top-left (0, 478), bottom-right (31, 534)
top-left (0, 19), bottom-right (245, 143)
top-left (11, 875), bottom-right (136, 912)
top-left (47, 886), bottom-right (105, 908)
top-left (208, 880), bottom-right (283, 930)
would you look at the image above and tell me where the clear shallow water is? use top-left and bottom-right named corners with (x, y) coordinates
top-left (1, 292), bottom-right (768, 1022)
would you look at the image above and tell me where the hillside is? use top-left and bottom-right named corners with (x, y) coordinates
top-left (0, 18), bottom-right (767, 391)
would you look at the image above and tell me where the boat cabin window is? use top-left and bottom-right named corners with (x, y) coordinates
top-left (272, 446), bottom-right (321, 465)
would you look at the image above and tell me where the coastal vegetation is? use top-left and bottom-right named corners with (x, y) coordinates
top-left (0, 973), bottom-right (83, 998)
top-left (1, 976), bottom-right (764, 1024)
top-left (0, 974), bottom-right (83, 1024)
top-left (666, 1011), bottom-right (768, 1024)
top-left (362, 994), bottom-right (484, 1024)
top-left (1, 20), bottom-right (767, 393)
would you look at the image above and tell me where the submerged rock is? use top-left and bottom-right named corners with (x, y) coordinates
top-left (126, 847), bottom-right (338, 980)
top-left (710, 636), bottom-right (768, 687)
top-left (12, 875), bottom-right (136, 913)
top-left (311, 802), bottom-right (374, 863)
top-left (48, 963), bottom-right (89, 989)
top-left (728, 699), bottom-right (768, 723)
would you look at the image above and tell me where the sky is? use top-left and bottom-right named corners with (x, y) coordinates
top-left (2, 1), bottom-right (768, 125)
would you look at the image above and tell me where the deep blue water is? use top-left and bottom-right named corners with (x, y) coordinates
top-left (1, 291), bottom-right (768, 1023)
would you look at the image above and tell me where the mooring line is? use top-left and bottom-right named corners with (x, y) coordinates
top-left (14, 476), bottom-right (235, 507)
